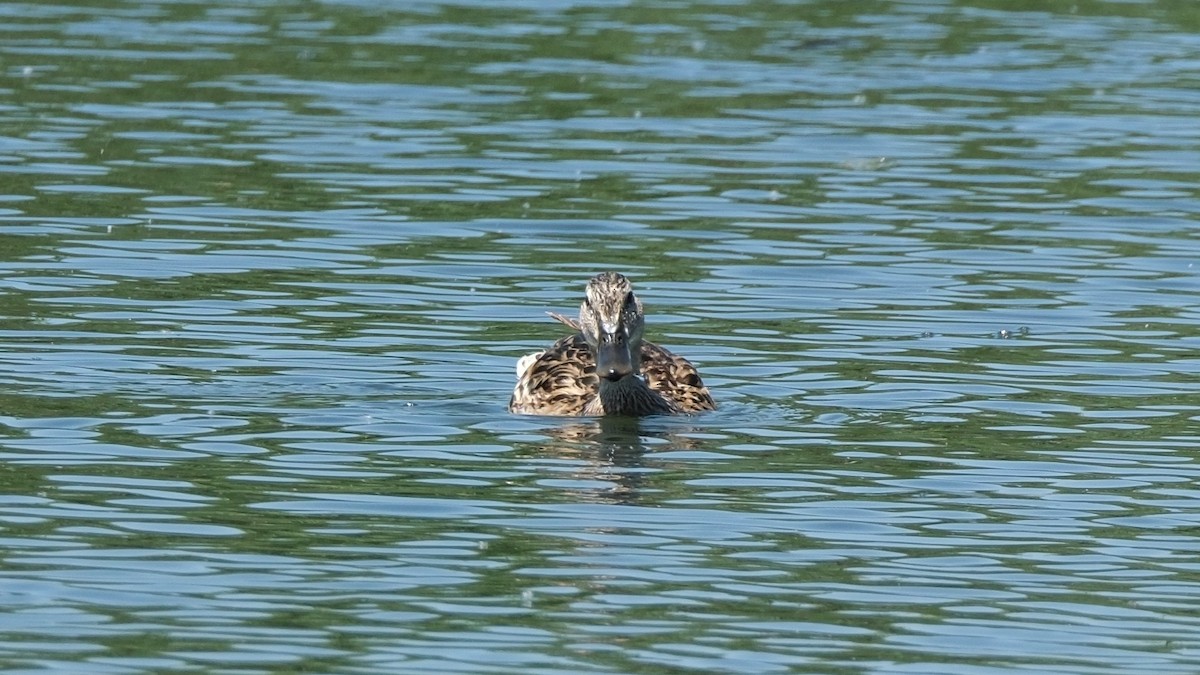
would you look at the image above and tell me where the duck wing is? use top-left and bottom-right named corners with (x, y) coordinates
top-left (508, 333), bottom-right (598, 416)
top-left (639, 341), bottom-right (717, 413)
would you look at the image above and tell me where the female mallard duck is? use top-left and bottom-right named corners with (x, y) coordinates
top-left (508, 272), bottom-right (716, 416)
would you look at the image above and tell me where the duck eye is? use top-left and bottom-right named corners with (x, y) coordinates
top-left (623, 292), bottom-right (635, 308)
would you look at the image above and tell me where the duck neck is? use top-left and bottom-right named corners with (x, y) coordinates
top-left (593, 374), bottom-right (674, 416)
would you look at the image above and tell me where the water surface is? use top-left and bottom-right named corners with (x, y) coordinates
top-left (2, 1), bottom-right (1200, 673)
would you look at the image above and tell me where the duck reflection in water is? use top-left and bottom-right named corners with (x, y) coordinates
top-left (526, 415), bottom-right (708, 505)
top-left (508, 271), bottom-right (716, 417)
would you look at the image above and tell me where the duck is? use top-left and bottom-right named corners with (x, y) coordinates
top-left (508, 271), bottom-right (716, 416)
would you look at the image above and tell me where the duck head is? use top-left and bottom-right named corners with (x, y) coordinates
top-left (578, 271), bottom-right (645, 383)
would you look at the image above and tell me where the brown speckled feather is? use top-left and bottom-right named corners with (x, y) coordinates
top-left (509, 333), bottom-right (598, 416)
top-left (639, 341), bottom-right (716, 413)
top-left (509, 331), bottom-right (715, 416)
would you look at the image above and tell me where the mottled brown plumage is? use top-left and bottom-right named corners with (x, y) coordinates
top-left (508, 272), bottom-right (716, 417)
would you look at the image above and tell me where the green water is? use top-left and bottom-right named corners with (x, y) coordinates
top-left (1, 1), bottom-right (1199, 673)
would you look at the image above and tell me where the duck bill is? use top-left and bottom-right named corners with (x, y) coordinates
top-left (596, 338), bottom-right (634, 382)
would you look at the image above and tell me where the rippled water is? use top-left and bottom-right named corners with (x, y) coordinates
top-left (2, 0), bottom-right (1200, 672)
